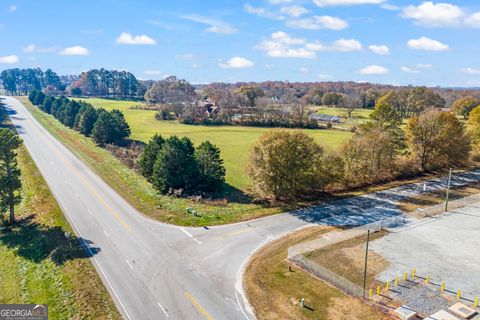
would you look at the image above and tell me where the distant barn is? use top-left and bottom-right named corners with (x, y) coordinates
top-left (309, 113), bottom-right (342, 123)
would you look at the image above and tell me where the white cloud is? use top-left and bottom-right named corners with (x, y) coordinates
top-left (461, 67), bottom-right (480, 75)
top-left (369, 44), bottom-right (390, 55)
top-left (23, 44), bottom-right (57, 53)
top-left (380, 3), bottom-right (400, 11)
top-left (358, 65), bottom-right (388, 75)
top-left (466, 12), bottom-right (480, 28)
top-left (219, 57), bottom-right (254, 69)
top-left (331, 38), bottom-right (362, 51)
top-left (407, 37), bottom-right (449, 51)
top-left (0, 54), bottom-right (19, 64)
top-left (313, 0), bottom-right (385, 7)
top-left (116, 32), bottom-right (156, 45)
top-left (401, 66), bottom-right (419, 74)
top-left (280, 5), bottom-right (309, 17)
top-left (144, 70), bottom-right (162, 75)
top-left (286, 15), bottom-right (348, 30)
top-left (181, 14), bottom-right (238, 34)
top-left (23, 44), bottom-right (35, 53)
top-left (244, 4), bottom-right (284, 20)
top-left (257, 32), bottom-right (362, 59)
top-left (402, 2), bottom-right (464, 27)
top-left (401, 64), bottom-right (433, 73)
top-left (8, 5), bottom-right (17, 12)
top-left (299, 67), bottom-right (309, 73)
top-left (59, 46), bottom-right (90, 56)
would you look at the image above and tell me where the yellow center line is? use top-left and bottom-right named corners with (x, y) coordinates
top-left (37, 123), bottom-right (132, 233)
top-left (184, 291), bottom-right (214, 320)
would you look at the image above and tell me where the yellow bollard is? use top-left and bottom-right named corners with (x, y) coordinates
top-left (426, 276), bottom-right (429, 284)
top-left (474, 296), bottom-right (478, 308)
top-left (377, 285), bottom-right (381, 296)
top-left (457, 290), bottom-right (461, 300)
top-left (403, 272), bottom-right (407, 281)
top-left (386, 282), bottom-right (390, 291)
top-left (369, 289), bottom-right (373, 299)
top-left (412, 268), bottom-right (416, 277)
top-left (441, 282), bottom-right (445, 292)
top-left (395, 276), bottom-right (399, 286)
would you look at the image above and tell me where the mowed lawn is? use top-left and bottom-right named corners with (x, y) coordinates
top-left (77, 98), bottom-right (353, 189)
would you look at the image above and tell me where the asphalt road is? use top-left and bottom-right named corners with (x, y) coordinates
top-left (3, 96), bottom-right (480, 319)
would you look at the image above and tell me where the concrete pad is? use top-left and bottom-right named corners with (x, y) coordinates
top-left (426, 310), bottom-right (461, 320)
top-left (448, 302), bottom-right (477, 319)
top-left (395, 305), bottom-right (417, 320)
top-left (370, 202), bottom-right (480, 299)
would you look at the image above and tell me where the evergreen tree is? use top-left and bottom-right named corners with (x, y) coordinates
top-left (195, 141), bottom-right (225, 193)
top-left (0, 129), bottom-right (23, 223)
top-left (152, 136), bottom-right (199, 194)
top-left (41, 96), bottom-right (55, 114)
top-left (139, 134), bottom-right (165, 181)
top-left (74, 104), bottom-right (98, 136)
top-left (33, 91), bottom-right (46, 106)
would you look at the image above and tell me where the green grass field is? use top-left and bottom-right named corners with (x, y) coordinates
top-left (0, 107), bottom-right (120, 319)
top-left (75, 98), bottom-right (354, 189)
top-left (20, 97), bottom-right (287, 226)
top-left (311, 106), bottom-right (373, 130)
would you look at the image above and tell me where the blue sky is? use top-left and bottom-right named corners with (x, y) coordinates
top-left (1, 0), bottom-right (480, 87)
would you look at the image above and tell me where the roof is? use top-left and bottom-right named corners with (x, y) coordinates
top-left (309, 114), bottom-right (341, 121)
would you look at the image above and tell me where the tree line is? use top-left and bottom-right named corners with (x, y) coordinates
top-left (1, 68), bottom-right (63, 95)
top-left (66, 69), bottom-right (143, 99)
top-left (138, 134), bottom-right (226, 196)
top-left (28, 90), bottom-right (131, 146)
top-left (144, 76), bottom-right (474, 130)
top-left (247, 102), bottom-right (478, 201)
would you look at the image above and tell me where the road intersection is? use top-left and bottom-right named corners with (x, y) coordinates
top-left (3, 96), bottom-right (479, 319)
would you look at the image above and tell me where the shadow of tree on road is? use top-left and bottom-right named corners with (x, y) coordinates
top-left (0, 215), bottom-right (100, 265)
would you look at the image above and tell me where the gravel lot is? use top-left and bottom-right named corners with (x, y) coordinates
top-left (370, 201), bottom-right (480, 300)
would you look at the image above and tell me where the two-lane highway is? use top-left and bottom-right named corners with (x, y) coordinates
top-left (5, 96), bottom-right (480, 319)
top-left (4, 96), bottom-right (276, 319)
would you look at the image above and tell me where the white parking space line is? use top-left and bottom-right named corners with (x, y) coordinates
top-left (125, 259), bottom-right (134, 270)
top-left (157, 302), bottom-right (169, 317)
top-left (103, 229), bottom-right (110, 238)
top-left (179, 227), bottom-right (202, 245)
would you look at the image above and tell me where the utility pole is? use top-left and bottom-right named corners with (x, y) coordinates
top-left (362, 229), bottom-right (370, 298)
top-left (445, 168), bottom-right (452, 212)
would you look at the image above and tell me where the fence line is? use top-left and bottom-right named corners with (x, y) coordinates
top-left (417, 192), bottom-right (480, 217)
top-left (287, 214), bottom-right (405, 259)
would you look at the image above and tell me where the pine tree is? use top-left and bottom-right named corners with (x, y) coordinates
top-left (0, 129), bottom-right (23, 223)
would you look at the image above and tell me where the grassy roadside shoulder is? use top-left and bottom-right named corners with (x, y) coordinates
top-left (244, 226), bottom-right (387, 320)
top-left (0, 105), bottom-right (120, 319)
top-left (18, 97), bottom-right (283, 226)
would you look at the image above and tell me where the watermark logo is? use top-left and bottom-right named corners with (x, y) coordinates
top-left (0, 304), bottom-right (48, 320)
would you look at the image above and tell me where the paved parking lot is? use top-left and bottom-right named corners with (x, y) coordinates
top-left (370, 201), bottom-right (480, 299)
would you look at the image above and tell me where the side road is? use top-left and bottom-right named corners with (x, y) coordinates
top-left (4, 95), bottom-right (479, 319)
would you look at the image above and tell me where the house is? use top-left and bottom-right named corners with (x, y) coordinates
top-left (309, 113), bottom-right (342, 123)
top-left (194, 99), bottom-right (220, 119)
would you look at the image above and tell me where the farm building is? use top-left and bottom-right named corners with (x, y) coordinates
top-left (309, 113), bottom-right (342, 123)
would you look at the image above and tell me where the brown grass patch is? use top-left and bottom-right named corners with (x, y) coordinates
top-left (244, 227), bottom-right (386, 320)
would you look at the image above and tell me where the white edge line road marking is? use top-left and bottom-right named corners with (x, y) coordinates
top-left (87, 209), bottom-right (93, 216)
top-left (103, 229), bottom-right (110, 238)
top-left (157, 302), bottom-right (169, 318)
top-left (125, 259), bottom-right (134, 270)
top-left (179, 227), bottom-right (202, 244)
top-left (48, 188), bottom-right (133, 320)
